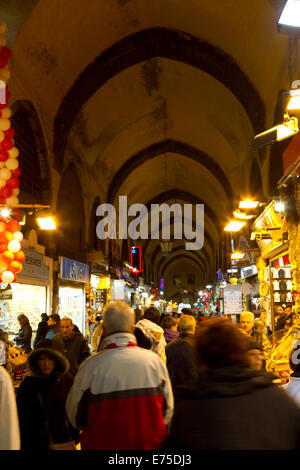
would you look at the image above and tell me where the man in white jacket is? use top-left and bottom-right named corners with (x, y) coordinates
top-left (0, 365), bottom-right (20, 450)
top-left (66, 301), bottom-right (173, 450)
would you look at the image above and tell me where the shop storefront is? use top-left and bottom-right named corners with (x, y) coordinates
top-left (0, 247), bottom-right (51, 342)
top-left (57, 256), bottom-right (89, 335)
top-left (88, 262), bottom-right (111, 320)
top-left (253, 200), bottom-right (293, 332)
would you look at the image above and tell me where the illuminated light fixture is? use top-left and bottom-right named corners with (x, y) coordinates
top-left (278, 0), bottom-right (300, 35)
top-left (274, 201), bottom-right (285, 213)
top-left (233, 210), bottom-right (255, 220)
top-left (0, 208), bottom-right (10, 219)
top-left (286, 80), bottom-right (300, 112)
top-left (224, 221), bottom-right (246, 232)
top-left (231, 251), bottom-right (245, 260)
top-left (206, 284), bottom-right (213, 289)
top-left (239, 200), bottom-right (260, 209)
top-left (36, 216), bottom-right (56, 230)
top-left (252, 115), bottom-right (299, 150)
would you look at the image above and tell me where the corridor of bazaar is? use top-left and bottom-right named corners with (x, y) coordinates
top-left (1, 0), bottom-right (300, 454)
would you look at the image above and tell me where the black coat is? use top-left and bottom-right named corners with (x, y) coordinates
top-left (163, 366), bottom-right (300, 450)
top-left (17, 372), bottom-right (75, 450)
top-left (165, 333), bottom-right (199, 389)
top-left (15, 325), bottom-right (32, 354)
top-left (33, 320), bottom-right (49, 348)
top-left (51, 332), bottom-right (91, 376)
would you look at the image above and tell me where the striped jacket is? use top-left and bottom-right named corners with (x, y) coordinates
top-left (66, 332), bottom-right (174, 450)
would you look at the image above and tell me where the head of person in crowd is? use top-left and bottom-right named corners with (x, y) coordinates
top-left (247, 340), bottom-right (264, 371)
top-left (28, 342), bottom-right (69, 378)
top-left (95, 315), bottom-right (102, 323)
top-left (181, 308), bottom-right (195, 317)
top-left (144, 306), bottom-right (161, 325)
top-left (48, 314), bottom-right (61, 326)
top-left (41, 313), bottom-right (48, 322)
top-left (276, 306), bottom-right (284, 316)
top-left (103, 301), bottom-right (135, 335)
top-left (260, 311), bottom-right (267, 324)
top-left (254, 319), bottom-right (265, 333)
top-left (162, 315), bottom-right (177, 331)
top-left (60, 317), bottom-right (74, 339)
top-left (134, 307), bottom-right (143, 324)
top-left (178, 314), bottom-right (196, 335)
top-left (289, 340), bottom-right (300, 378)
top-left (240, 311), bottom-right (254, 334)
top-left (17, 314), bottom-right (30, 328)
top-left (285, 306), bottom-right (292, 317)
top-left (195, 317), bottom-right (249, 369)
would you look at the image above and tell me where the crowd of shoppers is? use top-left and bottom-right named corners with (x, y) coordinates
top-left (2, 303), bottom-right (300, 450)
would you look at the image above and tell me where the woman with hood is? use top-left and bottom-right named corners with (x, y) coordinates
top-left (16, 340), bottom-right (77, 450)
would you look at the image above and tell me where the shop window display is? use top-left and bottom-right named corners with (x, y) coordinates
top-left (58, 286), bottom-right (84, 333)
top-left (0, 283), bottom-right (47, 342)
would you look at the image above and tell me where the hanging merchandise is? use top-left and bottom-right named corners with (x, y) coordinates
top-left (0, 20), bottom-right (24, 284)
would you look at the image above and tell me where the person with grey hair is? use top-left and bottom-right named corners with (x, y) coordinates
top-left (66, 301), bottom-right (173, 450)
top-left (165, 314), bottom-right (199, 390)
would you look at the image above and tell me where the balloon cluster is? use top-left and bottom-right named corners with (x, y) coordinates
top-left (0, 218), bottom-right (24, 282)
top-left (0, 20), bottom-right (24, 283)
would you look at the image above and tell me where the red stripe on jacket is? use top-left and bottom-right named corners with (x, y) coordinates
top-left (80, 394), bottom-right (167, 450)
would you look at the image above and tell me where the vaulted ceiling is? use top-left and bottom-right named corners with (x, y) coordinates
top-left (5, 0), bottom-right (292, 293)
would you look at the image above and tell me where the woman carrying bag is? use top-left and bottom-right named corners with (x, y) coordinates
top-left (16, 340), bottom-right (78, 450)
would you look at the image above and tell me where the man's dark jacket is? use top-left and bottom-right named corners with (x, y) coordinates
top-left (33, 320), bottom-right (49, 348)
top-left (51, 332), bottom-right (91, 376)
top-left (165, 333), bottom-right (199, 389)
top-left (163, 366), bottom-right (300, 450)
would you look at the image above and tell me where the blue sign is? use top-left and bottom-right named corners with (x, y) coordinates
top-left (60, 257), bottom-right (89, 283)
top-left (160, 278), bottom-right (164, 290)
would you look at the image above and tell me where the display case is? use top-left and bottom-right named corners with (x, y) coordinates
top-left (271, 267), bottom-right (294, 307)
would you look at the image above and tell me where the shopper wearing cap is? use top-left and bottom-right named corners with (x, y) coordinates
top-left (16, 340), bottom-right (77, 450)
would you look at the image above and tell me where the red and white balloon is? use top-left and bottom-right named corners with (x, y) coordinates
top-left (0, 20), bottom-right (24, 283)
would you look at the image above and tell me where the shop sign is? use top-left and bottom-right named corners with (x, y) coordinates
top-left (241, 265), bottom-right (258, 279)
top-left (112, 280), bottom-right (126, 301)
top-left (252, 201), bottom-right (283, 252)
top-left (224, 284), bottom-right (242, 314)
top-left (91, 262), bottom-right (108, 275)
top-left (19, 248), bottom-right (49, 282)
top-left (98, 276), bottom-right (110, 289)
top-left (60, 257), bottom-right (89, 283)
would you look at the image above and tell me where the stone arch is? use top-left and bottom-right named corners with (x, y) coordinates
top-left (53, 27), bottom-right (265, 172)
top-left (268, 89), bottom-right (291, 195)
top-left (56, 163), bottom-right (85, 259)
top-left (249, 157), bottom-right (264, 200)
top-left (89, 196), bottom-right (105, 253)
top-left (160, 254), bottom-right (205, 280)
top-left (106, 140), bottom-right (233, 205)
top-left (11, 100), bottom-right (51, 205)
